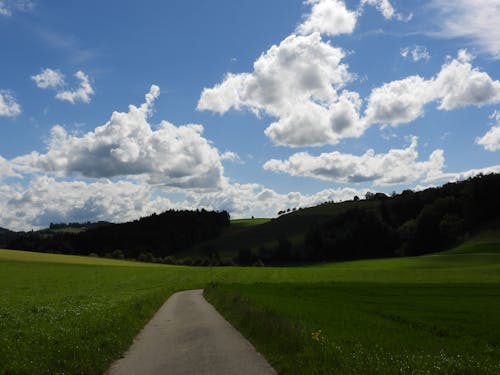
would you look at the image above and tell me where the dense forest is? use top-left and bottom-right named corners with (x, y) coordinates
top-left (297, 173), bottom-right (500, 262)
top-left (0, 227), bottom-right (19, 248)
top-left (3, 173), bottom-right (500, 265)
top-left (236, 173), bottom-right (500, 264)
top-left (7, 209), bottom-right (230, 260)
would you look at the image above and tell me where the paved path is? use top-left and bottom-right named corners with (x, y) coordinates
top-left (106, 289), bottom-right (276, 375)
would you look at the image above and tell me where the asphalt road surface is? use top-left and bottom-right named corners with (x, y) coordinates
top-left (106, 289), bottom-right (276, 375)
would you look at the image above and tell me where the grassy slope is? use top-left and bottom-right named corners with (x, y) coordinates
top-left (1, 229), bottom-right (499, 374)
top-left (441, 223), bottom-right (500, 255)
top-left (0, 249), bottom-right (162, 267)
top-left (185, 200), bottom-right (377, 258)
top-left (230, 218), bottom-right (271, 227)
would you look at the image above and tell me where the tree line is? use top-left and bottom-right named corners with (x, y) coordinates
top-left (7, 209), bottom-right (230, 260)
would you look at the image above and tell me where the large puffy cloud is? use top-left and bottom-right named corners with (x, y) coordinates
top-left (365, 75), bottom-right (434, 126)
top-left (429, 0), bottom-right (500, 59)
top-left (263, 90), bottom-right (365, 146)
top-left (13, 85), bottom-right (224, 189)
top-left (434, 51), bottom-right (500, 110)
top-left (297, 0), bottom-right (357, 36)
top-left (199, 4), bottom-right (500, 146)
top-left (366, 51), bottom-right (500, 126)
top-left (198, 33), bottom-right (366, 146)
top-left (0, 90), bottom-right (21, 117)
top-left (32, 68), bottom-right (95, 104)
top-left (264, 137), bottom-right (444, 186)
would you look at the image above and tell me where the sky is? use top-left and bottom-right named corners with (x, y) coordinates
top-left (1, 0), bottom-right (500, 230)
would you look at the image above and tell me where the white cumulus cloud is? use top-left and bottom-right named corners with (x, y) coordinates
top-left (297, 0), bottom-right (357, 36)
top-left (263, 137), bottom-right (445, 186)
top-left (365, 75), bottom-right (434, 126)
top-left (476, 110), bottom-right (500, 151)
top-left (55, 70), bottom-right (94, 104)
top-left (31, 68), bottom-right (65, 89)
top-left (0, 155), bottom-right (21, 179)
top-left (198, 33), bottom-right (366, 146)
top-left (13, 85), bottom-right (225, 189)
top-left (0, 90), bottom-right (21, 117)
top-left (434, 50), bottom-right (500, 110)
top-left (477, 126), bottom-right (500, 151)
top-left (366, 50), bottom-right (500, 126)
top-left (32, 68), bottom-right (94, 104)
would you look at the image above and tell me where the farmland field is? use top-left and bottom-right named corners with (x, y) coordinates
top-left (1, 232), bottom-right (500, 374)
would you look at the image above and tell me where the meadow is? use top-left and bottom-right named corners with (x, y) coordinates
top-left (1, 232), bottom-right (499, 374)
top-left (206, 282), bottom-right (500, 374)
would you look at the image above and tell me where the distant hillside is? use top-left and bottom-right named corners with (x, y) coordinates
top-left (8, 210), bottom-right (230, 260)
top-left (184, 173), bottom-right (500, 264)
top-left (5, 174), bottom-right (500, 265)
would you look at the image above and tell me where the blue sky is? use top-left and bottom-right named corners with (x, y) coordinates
top-left (1, 0), bottom-right (499, 230)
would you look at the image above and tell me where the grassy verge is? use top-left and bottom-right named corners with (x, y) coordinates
top-left (205, 282), bottom-right (500, 374)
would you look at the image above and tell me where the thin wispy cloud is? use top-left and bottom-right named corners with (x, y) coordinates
top-left (428, 0), bottom-right (500, 59)
top-left (0, 0), bottom-right (35, 17)
top-left (401, 45), bottom-right (431, 62)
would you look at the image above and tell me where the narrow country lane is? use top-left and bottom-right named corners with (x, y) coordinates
top-left (106, 289), bottom-right (276, 375)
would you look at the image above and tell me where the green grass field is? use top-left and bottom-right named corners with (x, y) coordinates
top-left (230, 218), bottom-right (271, 227)
top-left (205, 282), bottom-right (500, 374)
top-left (1, 230), bottom-right (499, 374)
top-left (204, 232), bottom-right (500, 374)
